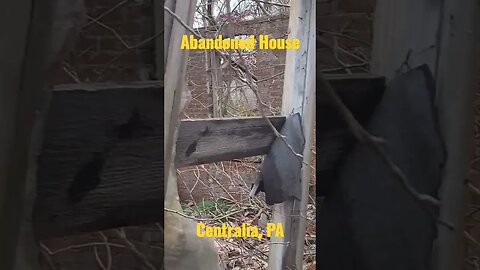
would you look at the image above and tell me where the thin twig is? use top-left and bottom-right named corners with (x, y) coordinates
top-left (94, 246), bottom-right (108, 270)
top-left (468, 180), bottom-right (480, 198)
top-left (87, 15), bottom-right (165, 50)
top-left (165, 207), bottom-right (246, 221)
top-left (93, 28), bottom-right (164, 80)
top-left (62, 66), bottom-right (82, 83)
top-left (256, 71), bottom-right (285, 83)
top-left (39, 241), bottom-right (125, 255)
top-left (466, 230), bottom-right (480, 248)
top-left (115, 228), bottom-right (156, 270)
top-left (254, 0), bottom-right (290, 8)
top-left (83, 0), bottom-right (130, 28)
top-left (39, 246), bottom-right (57, 270)
top-left (317, 28), bottom-right (372, 46)
top-left (98, 232), bottom-right (112, 270)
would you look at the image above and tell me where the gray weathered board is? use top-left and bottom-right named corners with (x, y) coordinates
top-left (34, 76), bottom-right (384, 239)
top-left (34, 83), bottom-right (163, 239)
top-left (175, 116), bottom-right (285, 167)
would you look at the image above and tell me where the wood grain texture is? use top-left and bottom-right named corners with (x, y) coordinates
top-left (434, 1), bottom-right (477, 269)
top-left (371, 0), bottom-right (442, 79)
top-left (268, 1), bottom-right (316, 268)
top-left (175, 116), bottom-right (285, 167)
top-left (0, 0), bottom-right (56, 268)
top-left (34, 86), bottom-right (163, 239)
top-left (177, 75), bottom-right (384, 168)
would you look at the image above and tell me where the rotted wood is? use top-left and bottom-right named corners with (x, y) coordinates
top-left (34, 75), bottom-right (384, 239)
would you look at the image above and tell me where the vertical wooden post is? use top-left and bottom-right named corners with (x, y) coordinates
top-left (268, 0), bottom-right (316, 269)
top-left (154, 0), bottom-right (164, 79)
top-left (164, 0), bottom-right (195, 262)
top-left (434, 1), bottom-right (478, 269)
top-left (371, 0), bottom-right (442, 79)
top-left (0, 0), bottom-right (55, 269)
top-left (371, 0), bottom-right (478, 268)
top-left (164, 1), bottom-right (221, 269)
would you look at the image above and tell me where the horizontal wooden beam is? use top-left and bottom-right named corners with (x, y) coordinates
top-left (176, 116), bottom-right (285, 167)
top-left (34, 75), bottom-right (385, 239)
top-left (177, 74), bottom-right (385, 167)
top-left (34, 84), bottom-right (163, 239)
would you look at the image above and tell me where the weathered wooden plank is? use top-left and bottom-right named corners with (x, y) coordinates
top-left (34, 85), bottom-right (163, 239)
top-left (434, 1), bottom-right (477, 269)
top-left (177, 75), bottom-right (384, 167)
top-left (371, 0), bottom-right (442, 79)
top-left (175, 116), bottom-right (285, 167)
top-left (268, 0), bottom-right (316, 268)
top-left (53, 81), bottom-right (164, 91)
top-left (0, 0), bottom-right (58, 268)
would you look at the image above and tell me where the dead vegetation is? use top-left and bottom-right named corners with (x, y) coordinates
top-left (176, 159), bottom-right (316, 269)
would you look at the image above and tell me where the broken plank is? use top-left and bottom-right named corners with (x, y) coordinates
top-left (175, 116), bottom-right (286, 167)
